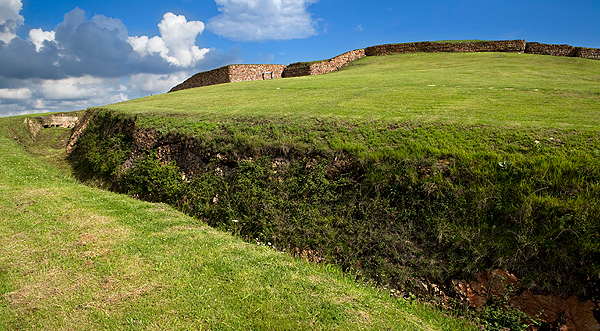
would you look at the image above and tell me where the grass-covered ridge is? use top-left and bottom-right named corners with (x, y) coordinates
top-left (69, 51), bottom-right (600, 307)
top-left (0, 117), bottom-right (478, 330)
top-left (112, 52), bottom-right (600, 131)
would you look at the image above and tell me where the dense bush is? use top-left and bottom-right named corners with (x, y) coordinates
top-left (68, 110), bottom-right (134, 186)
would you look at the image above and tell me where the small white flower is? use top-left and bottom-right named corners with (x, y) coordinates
top-left (535, 140), bottom-right (540, 144)
top-left (232, 219), bottom-right (239, 223)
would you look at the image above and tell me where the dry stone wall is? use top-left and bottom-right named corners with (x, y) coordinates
top-left (366, 40), bottom-right (600, 61)
top-left (169, 66), bottom-right (230, 92)
top-left (169, 40), bottom-right (600, 93)
top-left (283, 49), bottom-right (366, 78)
top-left (525, 42), bottom-right (578, 57)
top-left (169, 64), bottom-right (286, 92)
top-left (228, 64), bottom-right (286, 83)
top-left (578, 48), bottom-right (600, 60)
top-left (525, 42), bottom-right (600, 60)
top-left (365, 40), bottom-right (527, 56)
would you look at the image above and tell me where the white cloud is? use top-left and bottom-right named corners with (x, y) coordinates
top-left (41, 76), bottom-right (105, 101)
top-left (0, 2), bottom-right (237, 117)
top-left (127, 72), bottom-right (192, 94)
top-left (27, 28), bottom-right (56, 51)
top-left (92, 14), bottom-right (129, 40)
top-left (0, 87), bottom-right (31, 99)
top-left (207, 0), bottom-right (319, 41)
top-left (129, 12), bottom-right (210, 67)
top-left (129, 35), bottom-right (169, 58)
top-left (0, 0), bottom-right (24, 44)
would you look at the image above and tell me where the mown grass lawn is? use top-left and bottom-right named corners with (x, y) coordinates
top-left (0, 119), bottom-right (477, 330)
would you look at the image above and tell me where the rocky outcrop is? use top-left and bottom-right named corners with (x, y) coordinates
top-left (38, 115), bottom-right (79, 128)
top-left (24, 118), bottom-right (42, 139)
top-left (66, 111), bottom-right (93, 154)
top-left (454, 270), bottom-right (600, 331)
top-left (118, 128), bottom-right (209, 179)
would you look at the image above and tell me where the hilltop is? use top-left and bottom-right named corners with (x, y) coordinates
top-left (169, 39), bottom-right (599, 92)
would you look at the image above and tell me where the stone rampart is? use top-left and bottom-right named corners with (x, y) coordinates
top-left (281, 65), bottom-right (312, 78)
top-left (169, 66), bottom-right (230, 92)
top-left (524, 42), bottom-right (600, 60)
top-left (525, 42), bottom-right (578, 57)
top-left (228, 64), bottom-right (286, 83)
top-left (283, 49), bottom-right (366, 78)
top-left (575, 47), bottom-right (600, 60)
top-left (365, 40), bottom-right (527, 56)
top-left (169, 64), bottom-right (286, 93)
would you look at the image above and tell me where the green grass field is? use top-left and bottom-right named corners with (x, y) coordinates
top-left (0, 119), bottom-right (477, 330)
top-left (112, 52), bottom-right (600, 131)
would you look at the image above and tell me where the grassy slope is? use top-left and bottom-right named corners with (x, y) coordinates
top-left (111, 52), bottom-right (600, 131)
top-left (76, 52), bottom-right (600, 300)
top-left (0, 119), bottom-right (476, 330)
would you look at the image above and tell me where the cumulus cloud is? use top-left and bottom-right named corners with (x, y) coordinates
top-left (41, 76), bottom-right (106, 101)
top-left (0, 0), bottom-right (23, 44)
top-left (207, 0), bottom-right (319, 41)
top-left (0, 1), bottom-right (239, 117)
top-left (127, 72), bottom-right (192, 94)
top-left (129, 12), bottom-right (209, 67)
top-left (0, 87), bottom-right (31, 100)
top-left (27, 28), bottom-right (55, 51)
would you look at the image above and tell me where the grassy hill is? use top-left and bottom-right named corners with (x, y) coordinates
top-left (3, 51), bottom-right (599, 329)
top-left (113, 52), bottom-right (600, 130)
top-left (0, 118), bottom-right (476, 330)
top-left (81, 52), bottom-right (600, 297)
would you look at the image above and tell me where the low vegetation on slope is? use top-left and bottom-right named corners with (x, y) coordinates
top-left (68, 52), bottom-right (599, 314)
top-left (0, 118), bottom-right (477, 330)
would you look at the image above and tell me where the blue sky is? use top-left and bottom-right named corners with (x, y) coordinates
top-left (1, 0), bottom-right (598, 116)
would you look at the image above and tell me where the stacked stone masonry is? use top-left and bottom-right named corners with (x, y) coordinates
top-left (169, 64), bottom-right (286, 93)
top-left (169, 40), bottom-right (600, 93)
top-left (525, 42), bottom-right (600, 60)
top-left (282, 49), bottom-right (366, 78)
top-left (365, 40), bottom-right (527, 56)
top-left (228, 64), bottom-right (286, 83)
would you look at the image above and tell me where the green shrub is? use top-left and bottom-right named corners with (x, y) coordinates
top-left (118, 152), bottom-right (183, 204)
top-left (68, 109), bottom-right (133, 185)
